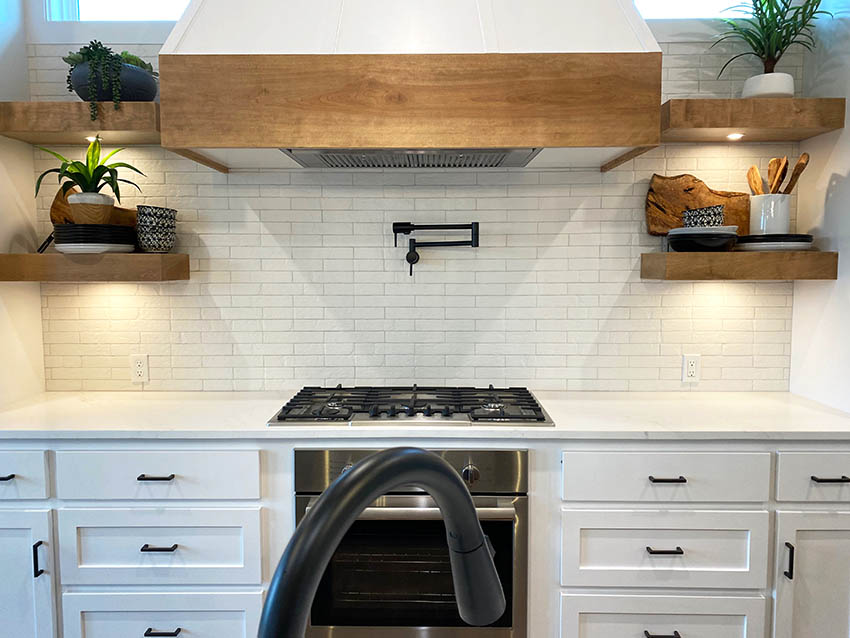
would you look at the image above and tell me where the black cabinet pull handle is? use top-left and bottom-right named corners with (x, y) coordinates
top-left (0, 474), bottom-right (15, 482)
top-left (811, 475), bottom-right (850, 483)
top-left (648, 475), bottom-right (687, 484)
top-left (646, 546), bottom-right (684, 556)
top-left (137, 474), bottom-right (175, 482)
top-left (144, 629), bottom-right (181, 637)
top-left (32, 541), bottom-right (44, 578)
top-left (140, 544), bottom-right (178, 553)
top-left (645, 632), bottom-right (681, 638)
top-left (784, 542), bottom-right (795, 580)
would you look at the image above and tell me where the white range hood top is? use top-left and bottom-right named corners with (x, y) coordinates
top-left (162, 0), bottom-right (659, 56)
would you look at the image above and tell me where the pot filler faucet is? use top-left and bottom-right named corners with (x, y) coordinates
top-left (257, 447), bottom-right (507, 637)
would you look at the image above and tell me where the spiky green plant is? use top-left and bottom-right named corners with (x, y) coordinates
top-left (713, 0), bottom-right (832, 77)
top-left (34, 136), bottom-right (145, 203)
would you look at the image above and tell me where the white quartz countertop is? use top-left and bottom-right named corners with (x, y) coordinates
top-left (1, 390), bottom-right (850, 440)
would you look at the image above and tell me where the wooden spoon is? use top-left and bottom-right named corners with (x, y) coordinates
top-left (767, 158), bottom-right (781, 191)
top-left (747, 165), bottom-right (764, 195)
top-left (770, 156), bottom-right (788, 194)
top-left (783, 153), bottom-right (810, 194)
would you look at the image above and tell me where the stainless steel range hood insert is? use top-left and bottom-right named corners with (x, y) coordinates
top-left (282, 148), bottom-right (542, 169)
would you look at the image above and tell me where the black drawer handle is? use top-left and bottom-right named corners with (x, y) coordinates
top-left (0, 473), bottom-right (15, 482)
top-left (144, 629), bottom-right (181, 637)
top-left (811, 475), bottom-right (850, 484)
top-left (32, 541), bottom-right (44, 578)
top-left (137, 474), bottom-right (176, 482)
top-left (646, 546), bottom-right (684, 556)
top-left (645, 632), bottom-right (681, 638)
top-left (648, 475), bottom-right (687, 484)
top-left (140, 544), bottom-right (178, 553)
top-left (784, 542), bottom-right (795, 580)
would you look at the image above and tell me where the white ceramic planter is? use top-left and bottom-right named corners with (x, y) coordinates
top-left (67, 192), bottom-right (114, 224)
top-left (742, 73), bottom-right (795, 98)
top-left (750, 194), bottom-right (791, 235)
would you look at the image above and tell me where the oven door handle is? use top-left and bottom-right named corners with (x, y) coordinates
top-left (305, 505), bottom-right (516, 521)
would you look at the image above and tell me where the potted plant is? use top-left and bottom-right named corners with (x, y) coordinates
top-left (63, 41), bottom-right (159, 121)
top-left (35, 136), bottom-right (145, 224)
top-left (714, 0), bottom-right (832, 98)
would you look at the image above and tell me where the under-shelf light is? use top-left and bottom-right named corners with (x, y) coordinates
top-left (726, 132), bottom-right (745, 141)
top-left (85, 136), bottom-right (98, 142)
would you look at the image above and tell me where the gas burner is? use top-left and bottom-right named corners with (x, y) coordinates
top-left (272, 385), bottom-right (553, 426)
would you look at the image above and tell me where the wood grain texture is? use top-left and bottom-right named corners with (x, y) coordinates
top-left (0, 101), bottom-right (160, 145)
top-left (646, 174), bottom-right (750, 236)
top-left (600, 146), bottom-right (658, 173)
top-left (661, 98), bottom-right (846, 143)
top-left (159, 53), bottom-right (662, 149)
top-left (0, 253), bottom-right (189, 282)
top-left (641, 251), bottom-right (838, 281)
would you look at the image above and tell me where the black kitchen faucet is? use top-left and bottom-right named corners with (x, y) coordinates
top-left (257, 447), bottom-right (506, 637)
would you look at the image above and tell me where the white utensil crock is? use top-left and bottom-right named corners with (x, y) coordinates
top-left (750, 194), bottom-right (791, 234)
top-left (741, 72), bottom-right (795, 98)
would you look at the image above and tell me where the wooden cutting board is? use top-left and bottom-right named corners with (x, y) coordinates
top-left (645, 174), bottom-right (751, 236)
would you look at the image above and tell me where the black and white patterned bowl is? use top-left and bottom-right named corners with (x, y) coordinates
top-left (683, 206), bottom-right (725, 228)
top-left (136, 206), bottom-right (177, 253)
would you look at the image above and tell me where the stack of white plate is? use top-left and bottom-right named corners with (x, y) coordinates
top-left (735, 234), bottom-right (814, 251)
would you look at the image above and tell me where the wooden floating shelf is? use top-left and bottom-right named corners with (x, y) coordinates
top-left (0, 101), bottom-right (228, 173)
top-left (603, 97), bottom-right (846, 171)
top-left (0, 101), bottom-right (161, 145)
top-left (641, 251), bottom-right (839, 281)
top-left (0, 253), bottom-right (190, 282)
top-left (661, 97), bottom-right (846, 143)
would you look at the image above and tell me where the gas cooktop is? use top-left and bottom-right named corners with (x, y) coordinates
top-left (271, 385), bottom-right (553, 426)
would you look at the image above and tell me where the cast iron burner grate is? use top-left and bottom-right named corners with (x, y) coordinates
top-left (275, 385), bottom-right (548, 424)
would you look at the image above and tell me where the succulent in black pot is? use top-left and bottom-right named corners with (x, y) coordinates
top-left (63, 41), bottom-right (159, 121)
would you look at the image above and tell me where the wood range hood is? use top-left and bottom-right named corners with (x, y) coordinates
top-left (158, 0), bottom-right (662, 171)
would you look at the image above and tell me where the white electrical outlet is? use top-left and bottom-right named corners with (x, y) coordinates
top-left (682, 354), bottom-right (701, 383)
top-left (130, 354), bottom-right (149, 384)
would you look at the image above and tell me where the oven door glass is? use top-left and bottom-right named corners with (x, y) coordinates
top-left (310, 519), bottom-right (514, 627)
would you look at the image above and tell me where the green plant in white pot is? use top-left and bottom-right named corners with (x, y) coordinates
top-left (35, 136), bottom-right (145, 224)
top-left (714, 0), bottom-right (832, 98)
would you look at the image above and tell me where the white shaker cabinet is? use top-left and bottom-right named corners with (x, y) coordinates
top-left (774, 511), bottom-right (850, 638)
top-left (0, 510), bottom-right (56, 638)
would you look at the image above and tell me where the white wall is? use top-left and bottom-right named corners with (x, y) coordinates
top-left (792, 6), bottom-right (850, 411)
top-left (0, 0), bottom-right (44, 406)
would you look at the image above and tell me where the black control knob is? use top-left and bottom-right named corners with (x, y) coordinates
top-left (461, 464), bottom-right (481, 485)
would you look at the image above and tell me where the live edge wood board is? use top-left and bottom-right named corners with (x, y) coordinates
top-left (0, 254), bottom-right (190, 282)
top-left (159, 53), bottom-right (662, 150)
top-left (641, 251), bottom-right (839, 281)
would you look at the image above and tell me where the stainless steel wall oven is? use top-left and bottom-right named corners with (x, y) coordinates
top-left (294, 449), bottom-right (528, 637)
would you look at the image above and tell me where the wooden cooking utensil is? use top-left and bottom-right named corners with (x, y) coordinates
top-left (770, 156), bottom-right (788, 194)
top-left (747, 166), bottom-right (764, 195)
top-left (767, 158), bottom-right (780, 191)
top-left (783, 153), bottom-right (810, 194)
top-left (49, 186), bottom-right (77, 224)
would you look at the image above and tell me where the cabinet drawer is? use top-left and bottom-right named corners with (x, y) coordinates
top-left (562, 452), bottom-right (770, 502)
top-left (55, 450), bottom-right (259, 500)
top-left (561, 510), bottom-right (769, 589)
top-left (62, 591), bottom-right (263, 638)
top-left (777, 453), bottom-right (850, 501)
top-left (561, 594), bottom-right (765, 638)
top-left (58, 508), bottom-right (261, 585)
top-left (0, 452), bottom-right (48, 499)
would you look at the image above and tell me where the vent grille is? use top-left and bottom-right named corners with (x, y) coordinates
top-left (282, 148), bottom-right (540, 169)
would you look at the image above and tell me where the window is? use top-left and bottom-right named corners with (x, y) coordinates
top-left (635, 0), bottom-right (748, 19)
top-left (46, 0), bottom-right (190, 21)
